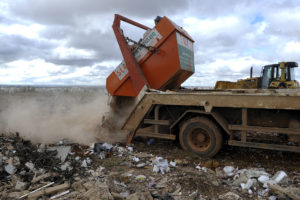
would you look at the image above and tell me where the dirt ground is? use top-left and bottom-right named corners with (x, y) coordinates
top-left (140, 140), bottom-right (300, 172)
top-left (1, 134), bottom-right (300, 200)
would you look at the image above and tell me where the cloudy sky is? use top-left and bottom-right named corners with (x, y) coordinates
top-left (1, 0), bottom-right (300, 86)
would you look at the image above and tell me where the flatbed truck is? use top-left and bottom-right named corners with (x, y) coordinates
top-left (106, 14), bottom-right (300, 157)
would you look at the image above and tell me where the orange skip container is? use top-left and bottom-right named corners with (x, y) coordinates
top-left (106, 15), bottom-right (195, 97)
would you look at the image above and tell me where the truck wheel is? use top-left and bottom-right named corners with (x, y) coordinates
top-left (179, 117), bottom-right (223, 158)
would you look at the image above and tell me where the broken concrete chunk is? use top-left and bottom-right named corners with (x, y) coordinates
top-left (169, 161), bottom-right (176, 167)
top-left (241, 178), bottom-right (256, 190)
top-left (127, 146), bottom-right (133, 152)
top-left (82, 182), bottom-right (113, 200)
top-left (268, 196), bottom-right (277, 200)
top-left (37, 143), bottom-right (46, 153)
top-left (223, 166), bottom-right (235, 176)
top-left (47, 146), bottom-right (71, 162)
top-left (81, 159), bottom-right (88, 168)
top-left (241, 168), bottom-right (270, 178)
top-left (272, 171), bottom-right (288, 184)
top-left (258, 188), bottom-right (270, 197)
top-left (233, 174), bottom-right (248, 186)
top-left (4, 163), bottom-right (15, 175)
top-left (133, 157), bottom-right (140, 162)
top-left (61, 162), bottom-right (72, 171)
top-left (15, 181), bottom-right (27, 191)
top-left (218, 191), bottom-right (240, 200)
top-left (248, 189), bottom-right (253, 195)
top-left (25, 162), bottom-right (35, 171)
top-left (258, 175), bottom-right (270, 184)
top-left (136, 163), bottom-right (146, 168)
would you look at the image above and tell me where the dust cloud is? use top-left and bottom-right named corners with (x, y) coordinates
top-left (0, 86), bottom-right (128, 145)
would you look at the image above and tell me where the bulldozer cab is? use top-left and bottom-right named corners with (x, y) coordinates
top-left (261, 62), bottom-right (298, 89)
top-left (261, 64), bottom-right (278, 89)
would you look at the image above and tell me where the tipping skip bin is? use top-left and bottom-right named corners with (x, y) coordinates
top-left (106, 16), bottom-right (195, 97)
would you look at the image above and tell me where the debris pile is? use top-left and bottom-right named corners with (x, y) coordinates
top-left (215, 165), bottom-right (300, 199)
top-left (1, 133), bottom-right (300, 199)
top-left (0, 133), bottom-right (93, 199)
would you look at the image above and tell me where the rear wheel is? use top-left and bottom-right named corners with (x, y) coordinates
top-left (179, 117), bottom-right (223, 157)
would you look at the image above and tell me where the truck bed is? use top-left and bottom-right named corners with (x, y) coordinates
top-left (123, 89), bottom-right (300, 131)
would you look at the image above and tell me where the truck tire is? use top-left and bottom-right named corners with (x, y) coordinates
top-left (179, 117), bottom-right (223, 158)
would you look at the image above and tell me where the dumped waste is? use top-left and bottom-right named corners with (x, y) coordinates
top-left (1, 133), bottom-right (300, 199)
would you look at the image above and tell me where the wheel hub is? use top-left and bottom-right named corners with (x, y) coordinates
top-left (187, 128), bottom-right (211, 151)
top-left (196, 134), bottom-right (206, 142)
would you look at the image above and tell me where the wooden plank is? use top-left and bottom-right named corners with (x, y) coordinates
top-left (144, 119), bottom-right (170, 125)
top-left (229, 125), bottom-right (300, 135)
top-left (27, 182), bottom-right (70, 199)
top-left (136, 131), bottom-right (176, 140)
top-left (228, 140), bottom-right (300, 152)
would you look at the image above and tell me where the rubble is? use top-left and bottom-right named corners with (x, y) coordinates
top-left (218, 191), bottom-right (240, 200)
top-left (152, 157), bottom-right (170, 174)
top-left (223, 166), bottom-right (235, 177)
top-left (4, 163), bottom-right (15, 175)
top-left (50, 190), bottom-right (70, 199)
top-left (268, 183), bottom-right (300, 199)
top-left (0, 133), bottom-right (299, 199)
top-left (258, 175), bottom-right (270, 184)
top-left (15, 181), bottom-right (27, 191)
top-left (47, 146), bottom-right (71, 162)
top-left (27, 182), bottom-right (70, 199)
top-left (271, 170), bottom-right (288, 184)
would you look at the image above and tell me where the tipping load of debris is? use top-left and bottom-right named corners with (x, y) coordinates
top-left (1, 133), bottom-right (300, 200)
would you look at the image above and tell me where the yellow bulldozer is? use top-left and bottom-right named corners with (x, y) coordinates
top-left (214, 62), bottom-right (300, 89)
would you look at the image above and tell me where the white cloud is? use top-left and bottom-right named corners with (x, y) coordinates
top-left (0, 24), bottom-right (44, 39)
top-left (53, 46), bottom-right (95, 59)
top-left (265, 7), bottom-right (300, 37)
top-left (0, 59), bottom-right (108, 85)
top-left (282, 41), bottom-right (300, 54)
top-left (0, 0), bottom-right (300, 86)
top-left (183, 16), bottom-right (242, 36)
top-left (3, 59), bottom-right (61, 79)
top-left (278, 41), bottom-right (300, 61)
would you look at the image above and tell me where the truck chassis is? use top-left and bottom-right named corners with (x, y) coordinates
top-left (123, 89), bottom-right (300, 157)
